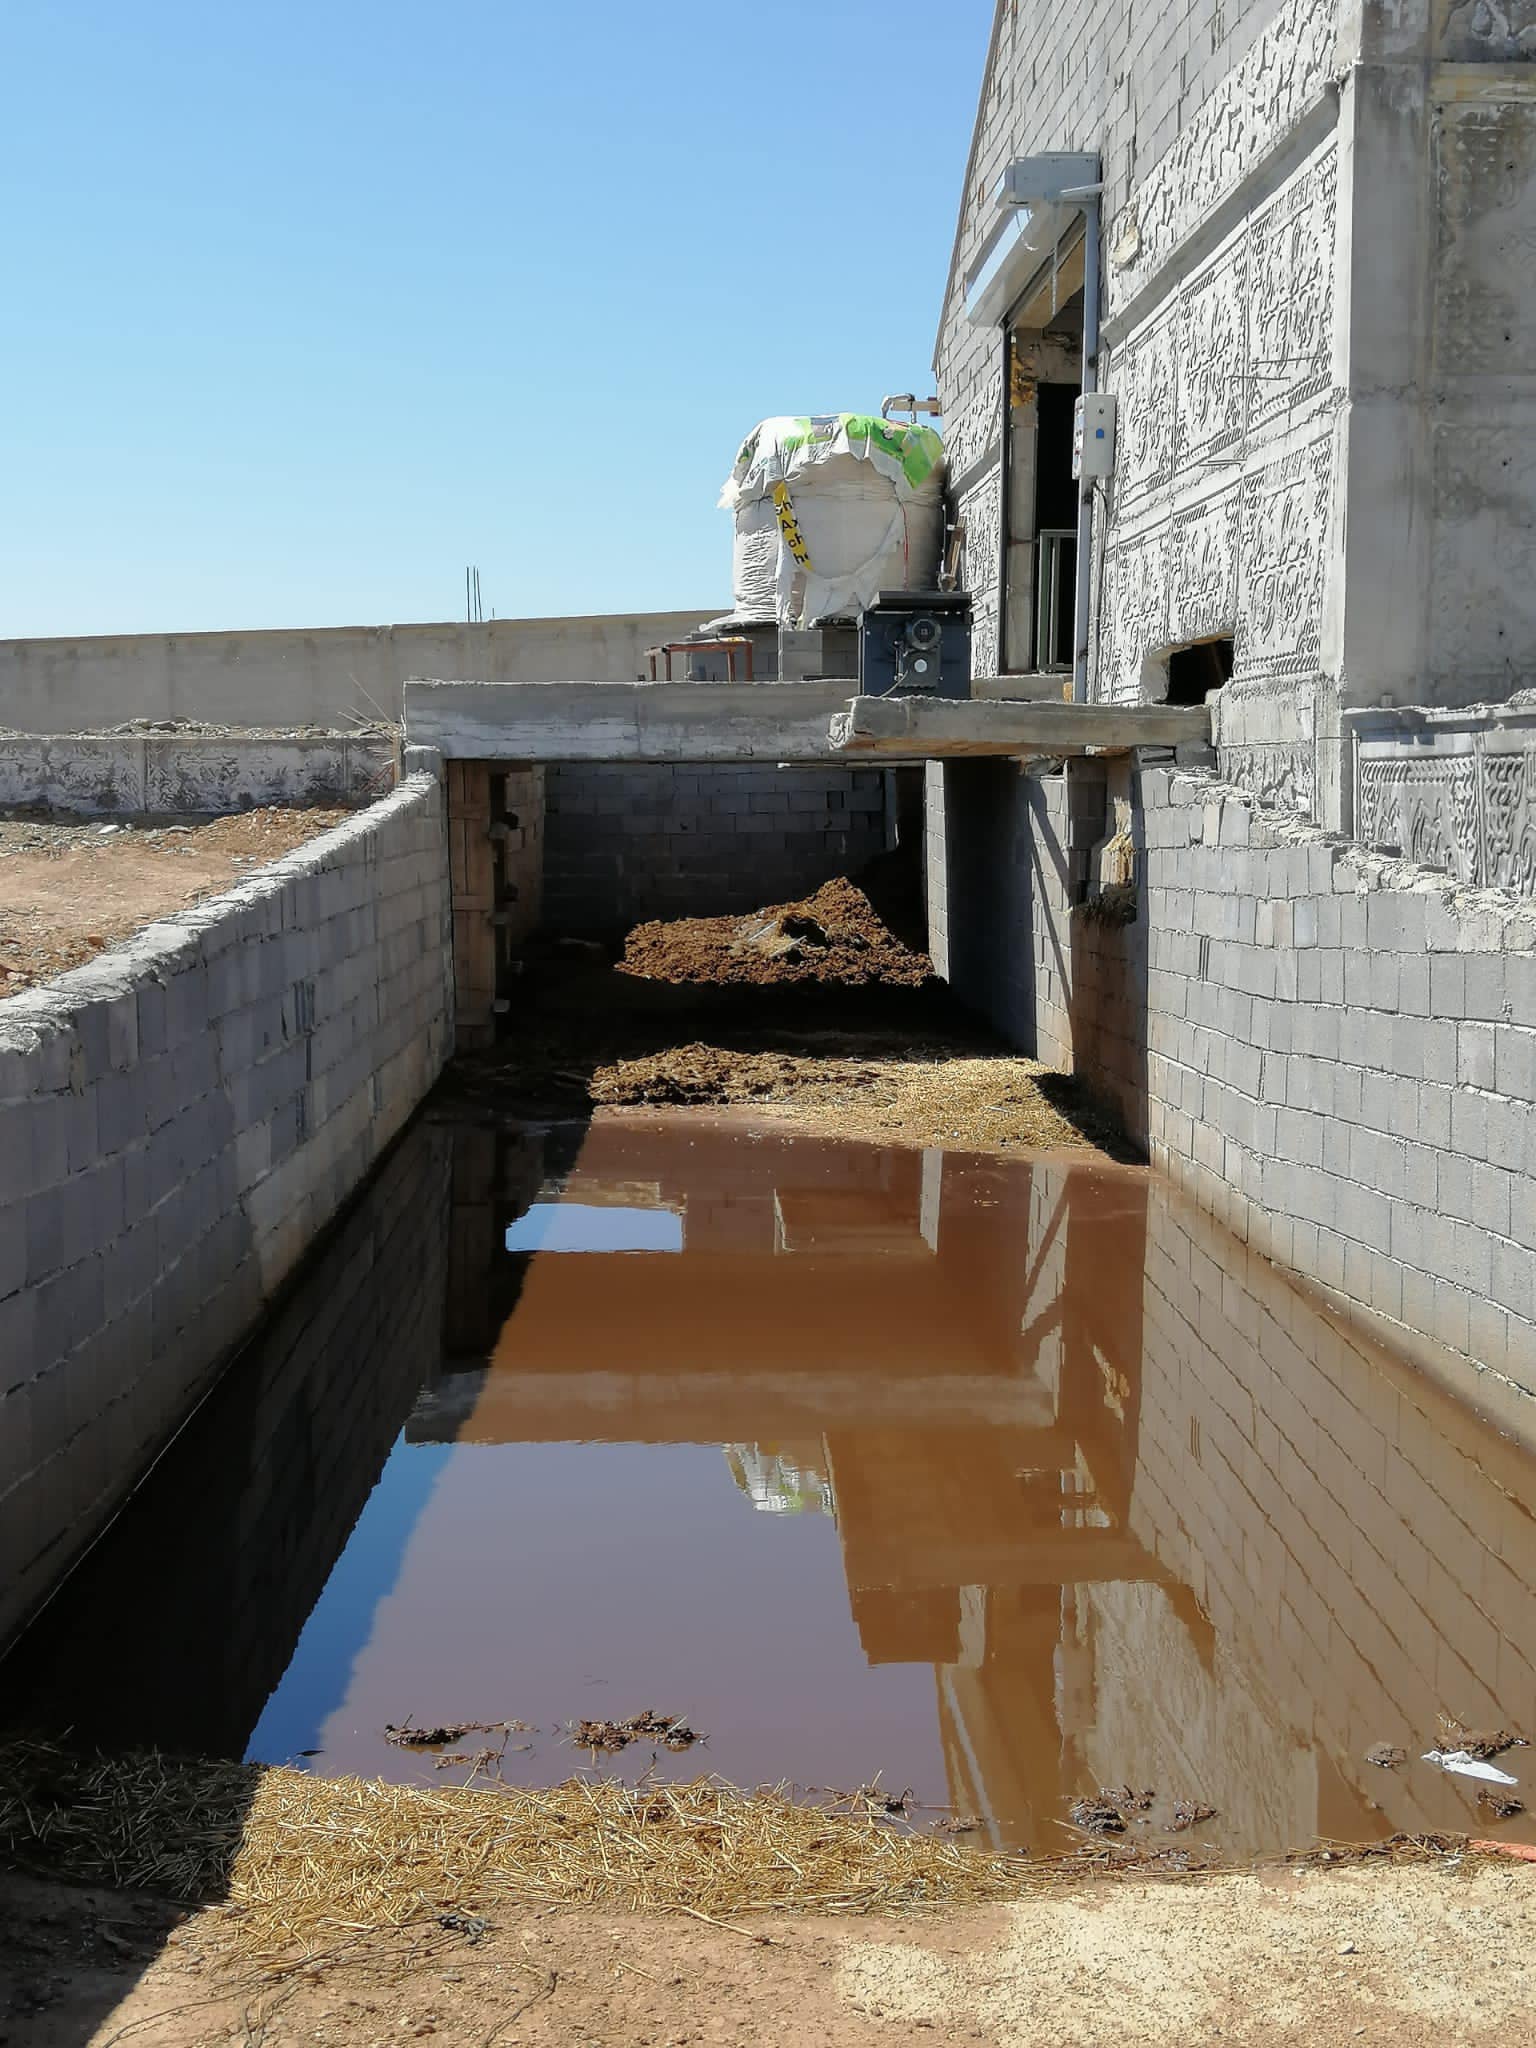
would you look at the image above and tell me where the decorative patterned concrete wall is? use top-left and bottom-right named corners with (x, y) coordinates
top-left (935, 0), bottom-right (1341, 815)
top-left (1428, 89), bottom-right (1536, 707)
top-left (934, 0), bottom-right (1300, 682)
top-left (1102, 121), bottom-right (1339, 821)
top-left (939, 0), bottom-right (1536, 856)
top-left (1350, 700), bottom-right (1536, 894)
top-left (0, 731), bottom-right (394, 814)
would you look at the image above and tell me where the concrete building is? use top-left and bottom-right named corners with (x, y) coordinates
top-left (938, 0), bottom-right (1536, 884)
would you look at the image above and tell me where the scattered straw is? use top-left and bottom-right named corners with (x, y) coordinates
top-left (0, 1742), bottom-right (1039, 1957)
top-left (0, 1743), bottom-right (1482, 1966)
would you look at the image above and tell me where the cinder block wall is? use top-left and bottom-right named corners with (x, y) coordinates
top-left (542, 763), bottom-right (888, 934)
top-left (0, 774), bottom-right (453, 1649)
top-left (930, 757), bottom-right (1536, 1425)
top-left (3, 1121), bottom-right (451, 1754)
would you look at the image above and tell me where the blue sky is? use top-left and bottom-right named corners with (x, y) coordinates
top-left (1, 2), bottom-right (986, 638)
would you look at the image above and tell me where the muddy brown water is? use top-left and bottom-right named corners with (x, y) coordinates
top-left (5, 1111), bottom-right (1536, 1860)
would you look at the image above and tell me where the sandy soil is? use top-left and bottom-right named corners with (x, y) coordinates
top-left (0, 807), bottom-right (353, 994)
top-left (7, 1860), bottom-right (1535, 2047)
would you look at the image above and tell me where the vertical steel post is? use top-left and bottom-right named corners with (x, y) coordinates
top-left (1072, 195), bottom-right (1102, 704)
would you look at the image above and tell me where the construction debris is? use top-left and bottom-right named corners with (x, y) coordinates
top-left (572, 1712), bottom-right (702, 1755)
top-left (1436, 1715), bottom-right (1528, 1762)
top-left (1170, 1800), bottom-right (1219, 1832)
top-left (1476, 1789), bottom-right (1526, 1820)
top-left (1069, 1796), bottom-right (1128, 1836)
top-left (383, 1721), bottom-right (529, 1749)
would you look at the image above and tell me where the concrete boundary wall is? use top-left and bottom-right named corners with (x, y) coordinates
top-left (928, 757), bottom-right (1536, 1431)
top-left (0, 611), bottom-right (718, 734)
top-left (0, 732), bottom-right (396, 815)
top-left (0, 774), bottom-right (453, 1648)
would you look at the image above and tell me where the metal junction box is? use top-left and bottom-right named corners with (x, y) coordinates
top-left (858, 591), bottom-right (973, 700)
top-left (1073, 393), bottom-right (1117, 481)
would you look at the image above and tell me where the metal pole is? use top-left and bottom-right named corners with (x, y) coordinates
top-left (1072, 194), bottom-right (1101, 704)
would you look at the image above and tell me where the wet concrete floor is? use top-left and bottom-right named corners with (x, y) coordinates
top-left (4, 1110), bottom-right (1535, 1859)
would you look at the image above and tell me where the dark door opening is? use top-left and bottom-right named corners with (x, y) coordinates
top-left (1031, 382), bottom-right (1079, 672)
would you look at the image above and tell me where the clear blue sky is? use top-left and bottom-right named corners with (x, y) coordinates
top-left (1, 2), bottom-right (987, 638)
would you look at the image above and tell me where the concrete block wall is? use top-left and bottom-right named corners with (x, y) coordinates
top-left (542, 762), bottom-right (888, 935)
top-left (498, 765), bottom-right (546, 946)
top-left (0, 610), bottom-right (719, 733)
top-left (930, 756), bottom-right (1536, 1424)
top-left (3, 1121), bottom-right (451, 1755)
top-left (0, 773), bottom-right (453, 1649)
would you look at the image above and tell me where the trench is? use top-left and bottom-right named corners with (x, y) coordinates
top-left (5, 1094), bottom-right (1535, 1862)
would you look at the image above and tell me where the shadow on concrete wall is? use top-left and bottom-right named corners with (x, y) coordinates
top-left (1064, 900), bottom-right (1150, 1158)
top-left (931, 758), bottom-right (1148, 1159)
top-left (0, 1119), bottom-right (467, 2047)
top-left (0, 1122), bottom-right (453, 1759)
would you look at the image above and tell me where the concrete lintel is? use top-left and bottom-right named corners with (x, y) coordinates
top-left (829, 694), bottom-right (1211, 759)
top-left (402, 678), bottom-right (852, 763)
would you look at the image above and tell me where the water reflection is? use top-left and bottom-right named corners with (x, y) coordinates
top-left (4, 1113), bottom-right (1535, 1859)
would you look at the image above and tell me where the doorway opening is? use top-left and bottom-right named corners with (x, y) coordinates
top-left (1000, 241), bottom-right (1086, 677)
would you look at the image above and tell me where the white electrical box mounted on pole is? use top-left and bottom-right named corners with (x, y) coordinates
top-left (1073, 393), bottom-right (1117, 481)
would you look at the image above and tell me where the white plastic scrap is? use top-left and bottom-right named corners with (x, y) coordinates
top-left (1423, 1749), bottom-right (1519, 1785)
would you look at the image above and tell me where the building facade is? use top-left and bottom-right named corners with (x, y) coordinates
top-left (937, 0), bottom-right (1536, 886)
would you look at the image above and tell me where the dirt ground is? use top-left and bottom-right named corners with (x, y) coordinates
top-left (451, 873), bottom-right (1130, 1158)
top-left (0, 807), bottom-right (353, 994)
top-left (7, 1859), bottom-right (1536, 2048)
top-left (587, 1042), bottom-right (1121, 1154)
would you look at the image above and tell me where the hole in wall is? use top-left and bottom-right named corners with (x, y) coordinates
top-left (1162, 636), bottom-right (1235, 706)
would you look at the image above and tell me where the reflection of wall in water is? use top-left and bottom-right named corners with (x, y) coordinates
top-left (373, 1120), bottom-right (1536, 1855)
top-left (1, 1125), bottom-right (453, 1759)
top-left (1075, 1186), bottom-right (1536, 1849)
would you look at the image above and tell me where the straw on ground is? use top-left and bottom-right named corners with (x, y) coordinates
top-left (0, 1743), bottom-right (1043, 1956)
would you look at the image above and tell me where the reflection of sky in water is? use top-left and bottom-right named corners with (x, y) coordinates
top-left (245, 1441), bottom-right (452, 1766)
top-left (252, 1438), bottom-right (937, 1803)
top-left (505, 1203), bottom-right (684, 1254)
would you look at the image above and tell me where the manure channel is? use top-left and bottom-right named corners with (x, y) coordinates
top-left (5, 1110), bottom-right (1535, 1859)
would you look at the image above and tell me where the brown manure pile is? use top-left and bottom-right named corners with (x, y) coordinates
top-left (621, 878), bottom-right (931, 989)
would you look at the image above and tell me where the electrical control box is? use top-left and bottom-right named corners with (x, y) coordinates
top-left (858, 591), bottom-right (972, 700)
top-left (1073, 393), bottom-right (1117, 482)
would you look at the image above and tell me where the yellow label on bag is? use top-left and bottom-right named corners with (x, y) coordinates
top-left (771, 481), bottom-right (813, 571)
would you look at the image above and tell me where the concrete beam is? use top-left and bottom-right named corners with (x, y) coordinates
top-left (403, 679), bottom-right (852, 763)
top-left (829, 693), bottom-right (1211, 759)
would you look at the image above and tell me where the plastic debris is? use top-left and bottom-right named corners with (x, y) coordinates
top-left (1423, 1749), bottom-right (1520, 1785)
